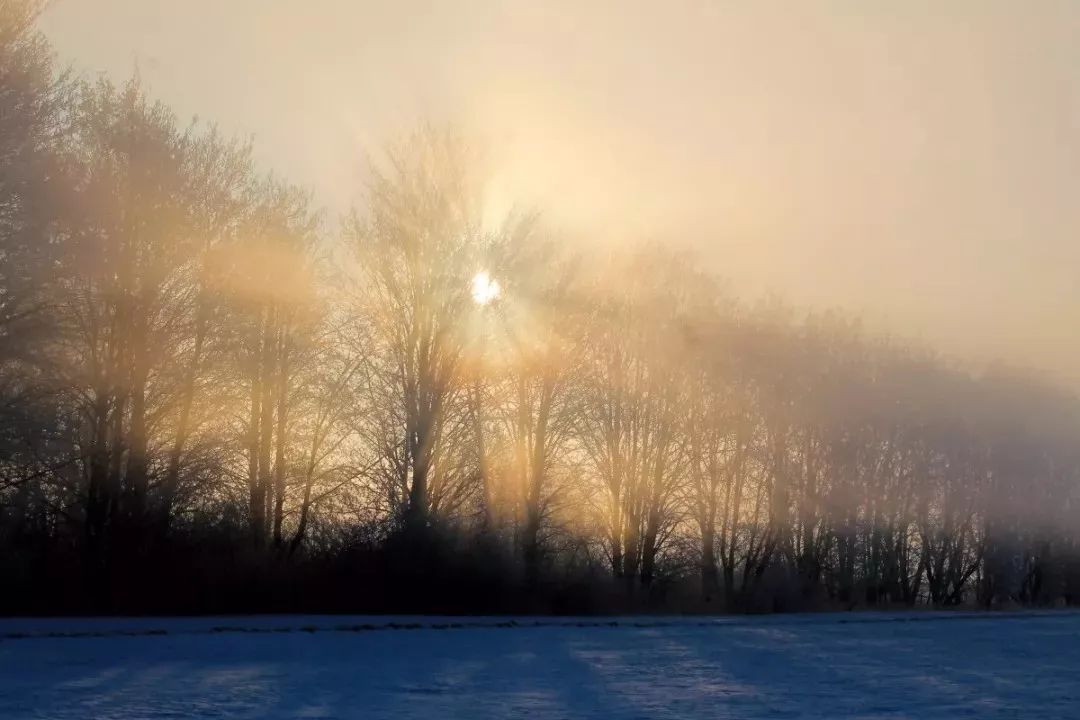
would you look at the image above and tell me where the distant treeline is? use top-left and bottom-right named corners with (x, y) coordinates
top-left (2, 1), bottom-right (1079, 615)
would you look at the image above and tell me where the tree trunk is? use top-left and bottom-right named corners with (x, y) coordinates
top-left (701, 526), bottom-right (719, 599)
top-left (272, 322), bottom-right (289, 548)
top-left (159, 302), bottom-right (208, 534)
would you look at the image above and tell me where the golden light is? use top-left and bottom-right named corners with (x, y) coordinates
top-left (471, 270), bottom-right (501, 306)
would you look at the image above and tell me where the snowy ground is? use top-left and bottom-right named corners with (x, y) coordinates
top-left (1, 612), bottom-right (1078, 719)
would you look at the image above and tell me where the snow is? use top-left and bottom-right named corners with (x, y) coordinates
top-left (1, 612), bottom-right (1077, 719)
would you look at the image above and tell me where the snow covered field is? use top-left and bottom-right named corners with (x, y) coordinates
top-left (1, 612), bottom-right (1077, 719)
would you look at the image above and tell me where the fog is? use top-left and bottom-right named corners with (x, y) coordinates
top-left (6, 0), bottom-right (1080, 617)
top-left (40, 0), bottom-right (1080, 388)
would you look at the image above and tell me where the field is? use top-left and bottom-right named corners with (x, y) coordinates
top-left (1, 612), bottom-right (1077, 719)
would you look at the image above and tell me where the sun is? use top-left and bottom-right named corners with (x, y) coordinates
top-left (471, 270), bottom-right (501, 305)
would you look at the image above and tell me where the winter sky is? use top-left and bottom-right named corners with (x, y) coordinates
top-left (40, 0), bottom-right (1080, 389)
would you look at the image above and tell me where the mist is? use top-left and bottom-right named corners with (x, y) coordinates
top-left (8, 4), bottom-right (1080, 716)
top-left (4, 0), bottom-right (1080, 619)
top-left (39, 0), bottom-right (1080, 389)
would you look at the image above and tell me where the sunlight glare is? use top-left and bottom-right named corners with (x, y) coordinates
top-left (471, 271), bottom-right (501, 305)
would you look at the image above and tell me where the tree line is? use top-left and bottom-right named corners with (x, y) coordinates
top-left (2, 1), bottom-right (1078, 613)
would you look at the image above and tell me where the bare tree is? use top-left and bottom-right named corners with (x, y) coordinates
top-left (346, 126), bottom-right (488, 532)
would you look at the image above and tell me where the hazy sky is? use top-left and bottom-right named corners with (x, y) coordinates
top-left (40, 0), bottom-right (1080, 388)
